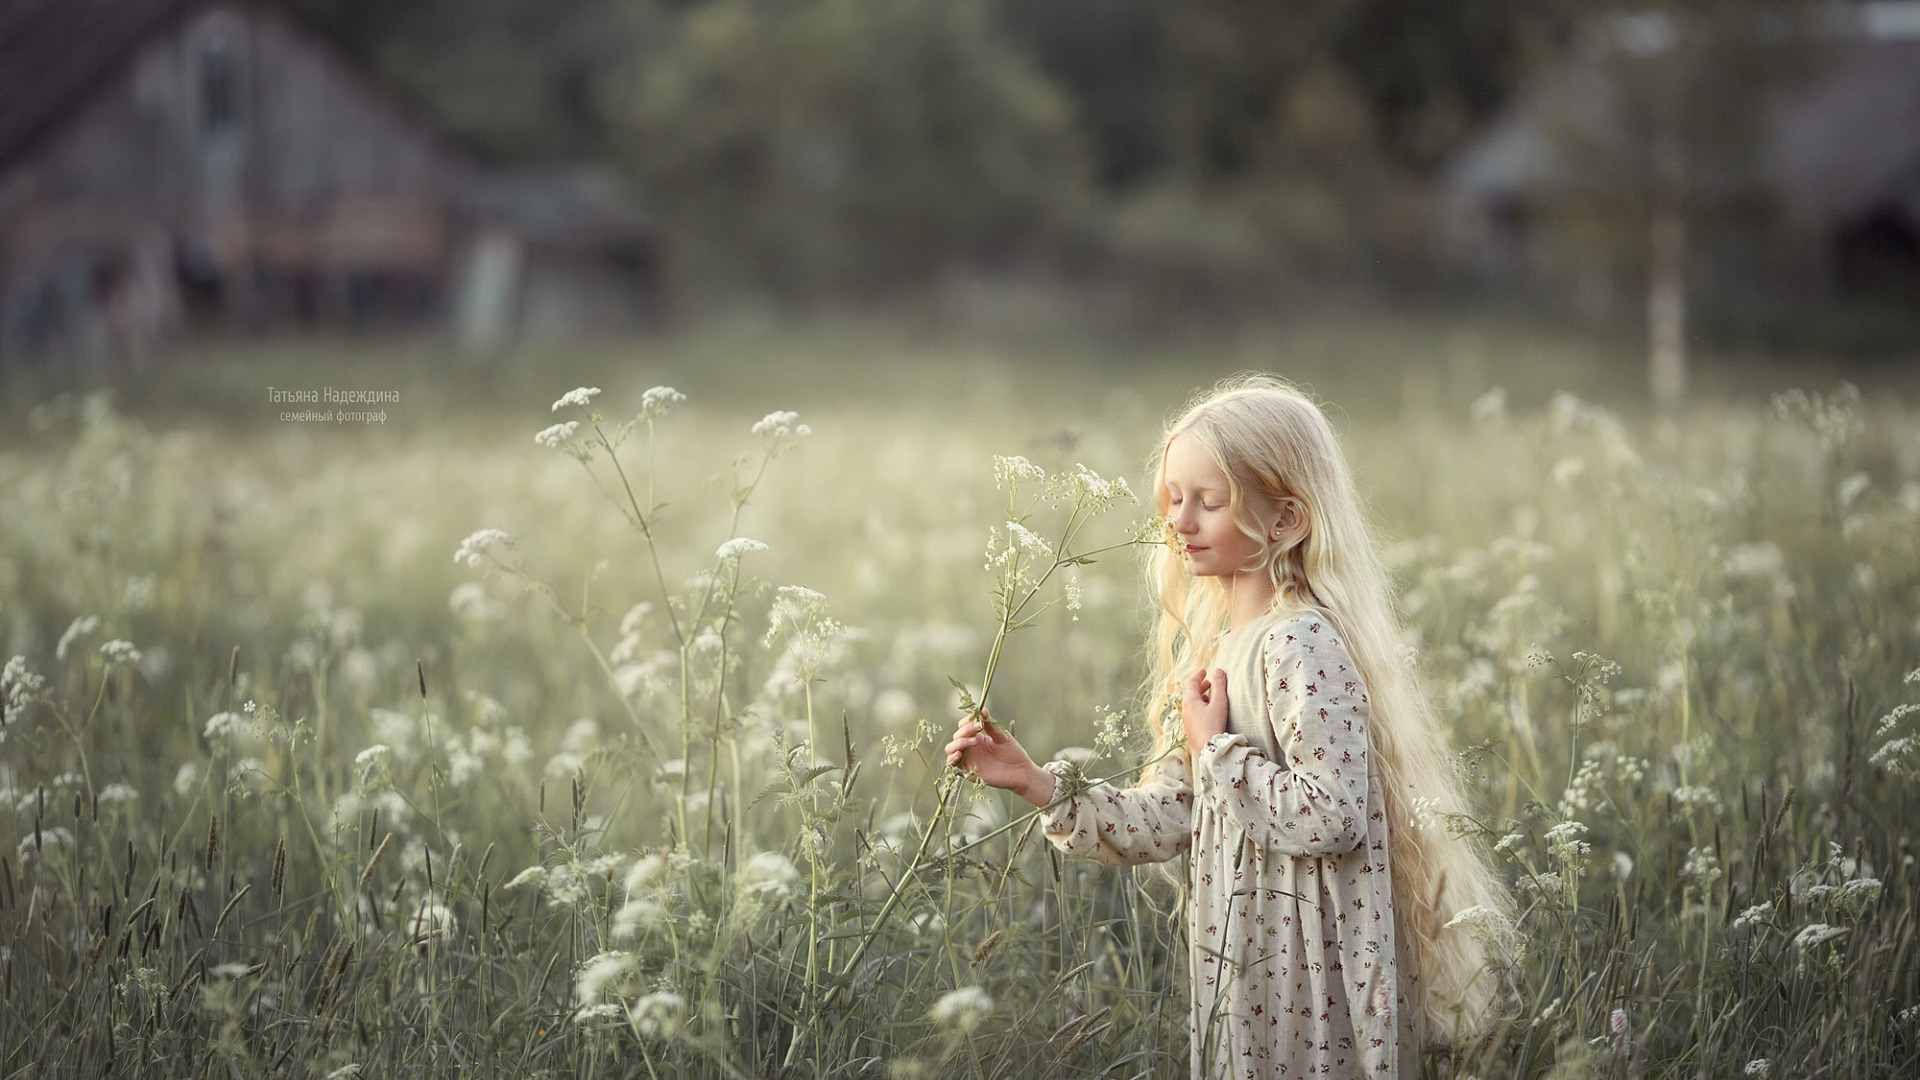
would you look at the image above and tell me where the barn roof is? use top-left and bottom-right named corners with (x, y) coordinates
top-left (0, 0), bottom-right (199, 169)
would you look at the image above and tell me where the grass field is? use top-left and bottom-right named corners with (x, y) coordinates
top-left (1, 312), bottom-right (1918, 1078)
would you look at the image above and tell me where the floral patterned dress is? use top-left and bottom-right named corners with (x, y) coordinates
top-left (1039, 609), bottom-right (1416, 1078)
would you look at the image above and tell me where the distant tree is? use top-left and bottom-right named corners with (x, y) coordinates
top-left (992, 0), bottom-right (1174, 189)
top-left (610, 0), bottom-right (1092, 299)
top-left (1530, 0), bottom-right (1830, 407)
top-left (1080, 0), bottom-right (1559, 304)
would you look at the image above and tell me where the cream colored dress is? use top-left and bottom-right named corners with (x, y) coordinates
top-left (1040, 608), bottom-right (1416, 1078)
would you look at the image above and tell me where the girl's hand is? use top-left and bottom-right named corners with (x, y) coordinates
top-left (1181, 667), bottom-right (1230, 752)
top-left (945, 711), bottom-right (1055, 807)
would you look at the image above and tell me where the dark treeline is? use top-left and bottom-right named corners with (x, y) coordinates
top-left (275, 0), bottom-right (1572, 305)
top-left (278, 0), bottom-right (1889, 351)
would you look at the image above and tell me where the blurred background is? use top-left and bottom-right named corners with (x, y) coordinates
top-left (1, 0), bottom-right (1917, 407)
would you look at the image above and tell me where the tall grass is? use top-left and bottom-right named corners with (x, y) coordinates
top-left (0, 359), bottom-right (1916, 1078)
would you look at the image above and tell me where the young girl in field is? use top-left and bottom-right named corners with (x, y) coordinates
top-left (945, 375), bottom-right (1511, 1078)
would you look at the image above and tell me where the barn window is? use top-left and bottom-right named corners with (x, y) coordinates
top-left (200, 40), bottom-right (237, 134)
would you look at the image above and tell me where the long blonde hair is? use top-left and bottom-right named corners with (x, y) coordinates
top-left (1142, 373), bottom-right (1513, 1042)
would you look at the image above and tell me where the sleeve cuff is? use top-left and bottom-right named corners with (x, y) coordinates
top-left (1194, 732), bottom-right (1247, 789)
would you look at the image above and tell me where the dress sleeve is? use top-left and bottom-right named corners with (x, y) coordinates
top-left (1038, 754), bottom-right (1194, 866)
top-left (1192, 623), bottom-right (1371, 856)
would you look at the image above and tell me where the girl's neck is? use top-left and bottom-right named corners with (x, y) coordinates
top-left (1223, 573), bottom-right (1279, 630)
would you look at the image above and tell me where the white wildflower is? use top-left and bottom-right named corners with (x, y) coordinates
top-left (1469, 386), bottom-right (1507, 423)
top-left (1682, 847), bottom-right (1722, 887)
top-left (1724, 542), bottom-right (1785, 581)
top-left (1673, 786), bottom-right (1720, 810)
top-left (453, 529), bottom-right (515, 569)
top-left (99, 639), bottom-right (141, 666)
top-left (716, 537), bottom-right (769, 560)
top-left (1744, 1060), bottom-right (1770, 1078)
top-left (173, 762), bottom-right (202, 797)
top-left (551, 387), bottom-right (601, 412)
top-left (612, 897), bottom-right (667, 939)
top-left (97, 783), bottom-right (138, 805)
top-left (639, 386), bottom-right (686, 419)
top-left (355, 745), bottom-right (391, 768)
top-left (751, 410), bottom-right (810, 442)
top-left (56, 615), bottom-right (101, 661)
top-left (1611, 852), bottom-right (1634, 880)
top-left (534, 421), bottom-right (579, 448)
top-left (738, 851), bottom-right (800, 899)
top-left (1732, 902), bottom-right (1773, 929)
top-left (1837, 472), bottom-right (1870, 507)
top-left (629, 991), bottom-right (686, 1039)
top-left (930, 986), bottom-right (994, 1033)
top-left (1005, 522), bottom-right (1053, 559)
top-left (575, 1003), bottom-right (625, 1023)
top-left (17, 826), bottom-right (75, 863)
top-left (992, 455), bottom-right (1046, 489)
top-left (574, 950), bottom-right (639, 1005)
top-left (1443, 905), bottom-right (1509, 932)
top-left (503, 866), bottom-right (548, 891)
top-left (1550, 457), bottom-right (1587, 487)
top-left (1792, 923), bottom-right (1845, 949)
top-left (1493, 830), bottom-right (1527, 854)
top-left (1544, 820), bottom-right (1590, 860)
top-left (203, 711), bottom-right (248, 742)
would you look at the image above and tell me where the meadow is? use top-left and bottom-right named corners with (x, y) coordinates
top-left (1, 314), bottom-right (1917, 1078)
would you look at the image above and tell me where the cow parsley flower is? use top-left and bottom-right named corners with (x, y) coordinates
top-left (99, 639), bottom-right (142, 666)
top-left (992, 455), bottom-right (1046, 490)
top-left (751, 410), bottom-right (806, 439)
top-left (639, 386), bottom-right (686, 419)
top-left (1732, 902), bottom-right (1773, 929)
top-left (203, 711), bottom-right (248, 741)
top-left (534, 421), bottom-right (579, 448)
top-left (551, 387), bottom-right (601, 412)
top-left (504, 866), bottom-right (548, 891)
top-left (97, 783), bottom-right (139, 805)
top-left (454, 529), bottom-right (515, 568)
top-left (738, 852), bottom-right (800, 899)
top-left (629, 991), bottom-right (686, 1039)
top-left (1792, 923), bottom-right (1845, 948)
top-left (716, 537), bottom-right (769, 560)
top-left (1005, 522), bottom-right (1053, 559)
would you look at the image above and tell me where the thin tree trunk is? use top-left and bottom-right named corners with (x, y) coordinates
top-left (1648, 206), bottom-right (1686, 409)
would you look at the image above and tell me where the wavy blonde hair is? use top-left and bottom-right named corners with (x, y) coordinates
top-left (1141, 373), bottom-right (1513, 1043)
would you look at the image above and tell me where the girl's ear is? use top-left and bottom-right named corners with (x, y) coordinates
top-left (1268, 497), bottom-right (1308, 545)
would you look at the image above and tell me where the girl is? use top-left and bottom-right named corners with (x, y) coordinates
top-left (945, 375), bottom-right (1511, 1078)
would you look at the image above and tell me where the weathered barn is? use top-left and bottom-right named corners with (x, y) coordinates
top-left (1440, 2), bottom-right (1920, 316)
top-left (0, 0), bottom-right (658, 364)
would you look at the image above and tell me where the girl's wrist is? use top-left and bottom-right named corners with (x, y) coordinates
top-left (1017, 764), bottom-right (1056, 808)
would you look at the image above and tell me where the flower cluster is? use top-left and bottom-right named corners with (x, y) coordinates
top-left (716, 537), bottom-right (769, 561)
top-left (639, 385), bottom-right (685, 420)
top-left (453, 529), bottom-right (516, 569)
top-left (551, 386), bottom-right (601, 413)
top-left (751, 409), bottom-right (811, 456)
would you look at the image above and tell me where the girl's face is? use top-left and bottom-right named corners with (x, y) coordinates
top-left (1162, 433), bottom-right (1272, 580)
